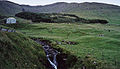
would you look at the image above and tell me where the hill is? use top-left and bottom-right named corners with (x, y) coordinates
top-left (6, 22), bottom-right (120, 69)
top-left (0, 1), bottom-right (22, 16)
top-left (0, 1), bottom-right (120, 24)
top-left (0, 25), bottom-right (49, 69)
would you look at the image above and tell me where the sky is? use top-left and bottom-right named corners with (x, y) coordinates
top-left (7, 0), bottom-right (120, 6)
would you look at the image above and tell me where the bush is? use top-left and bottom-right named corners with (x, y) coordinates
top-left (15, 12), bottom-right (83, 23)
top-left (15, 12), bottom-right (108, 24)
top-left (86, 19), bottom-right (108, 24)
top-left (0, 15), bottom-right (7, 19)
top-left (0, 15), bottom-right (7, 24)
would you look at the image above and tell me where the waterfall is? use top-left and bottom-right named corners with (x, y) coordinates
top-left (47, 55), bottom-right (58, 69)
top-left (34, 40), bottom-right (59, 69)
top-left (43, 46), bottom-right (58, 69)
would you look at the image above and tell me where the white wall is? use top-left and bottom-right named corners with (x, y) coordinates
top-left (6, 18), bottom-right (16, 24)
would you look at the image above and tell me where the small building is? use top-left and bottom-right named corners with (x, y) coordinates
top-left (6, 17), bottom-right (16, 24)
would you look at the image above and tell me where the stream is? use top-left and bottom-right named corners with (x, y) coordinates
top-left (0, 27), bottom-right (59, 69)
top-left (34, 39), bottom-right (59, 69)
top-left (0, 27), bottom-right (76, 69)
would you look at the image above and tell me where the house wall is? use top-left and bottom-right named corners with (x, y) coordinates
top-left (6, 18), bottom-right (16, 24)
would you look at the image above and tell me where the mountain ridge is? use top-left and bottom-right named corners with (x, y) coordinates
top-left (0, 1), bottom-right (120, 15)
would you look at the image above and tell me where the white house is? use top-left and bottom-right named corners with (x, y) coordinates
top-left (6, 17), bottom-right (16, 24)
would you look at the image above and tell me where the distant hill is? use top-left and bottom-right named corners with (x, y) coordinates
top-left (0, 1), bottom-right (22, 15)
top-left (0, 1), bottom-right (120, 24)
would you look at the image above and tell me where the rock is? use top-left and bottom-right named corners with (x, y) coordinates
top-left (63, 58), bottom-right (67, 61)
top-left (1, 28), bottom-right (7, 31)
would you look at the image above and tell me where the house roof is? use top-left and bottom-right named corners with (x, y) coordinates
top-left (7, 17), bottom-right (16, 20)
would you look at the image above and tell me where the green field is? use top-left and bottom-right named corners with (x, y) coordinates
top-left (6, 22), bottom-right (119, 69)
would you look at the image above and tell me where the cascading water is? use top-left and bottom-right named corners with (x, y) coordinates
top-left (34, 39), bottom-right (59, 69)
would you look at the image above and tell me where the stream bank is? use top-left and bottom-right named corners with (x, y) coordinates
top-left (31, 38), bottom-right (77, 69)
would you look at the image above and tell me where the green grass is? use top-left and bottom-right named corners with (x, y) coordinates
top-left (67, 9), bottom-right (120, 24)
top-left (6, 22), bottom-right (120, 69)
top-left (0, 25), bottom-right (48, 69)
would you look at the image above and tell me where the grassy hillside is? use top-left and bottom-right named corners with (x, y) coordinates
top-left (0, 25), bottom-right (48, 69)
top-left (5, 22), bottom-right (120, 69)
top-left (0, 1), bottom-right (120, 68)
top-left (0, 1), bottom-right (120, 24)
top-left (0, 1), bottom-right (22, 16)
top-left (67, 3), bottom-right (120, 24)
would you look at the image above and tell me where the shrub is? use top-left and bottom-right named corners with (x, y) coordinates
top-left (15, 12), bottom-right (108, 24)
top-left (86, 19), bottom-right (108, 24)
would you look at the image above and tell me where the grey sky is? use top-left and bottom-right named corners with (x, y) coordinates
top-left (8, 0), bottom-right (120, 6)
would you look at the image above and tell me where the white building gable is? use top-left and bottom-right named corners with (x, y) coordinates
top-left (6, 17), bottom-right (16, 24)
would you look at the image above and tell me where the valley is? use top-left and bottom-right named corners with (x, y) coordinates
top-left (0, 1), bottom-right (120, 69)
top-left (4, 21), bottom-right (120, 69)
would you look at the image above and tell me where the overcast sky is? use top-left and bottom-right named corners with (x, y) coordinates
top-left (7, 0), bottom-right (120, 6)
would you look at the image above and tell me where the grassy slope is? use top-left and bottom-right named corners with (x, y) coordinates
top-left (0, 25), bottom-right (48, 69)
top-left (7, 22), bottom-right (120, 69)
top-left (0, 1), bottom-right (22, 16)
top-left (63, 2), bottom-right (120, 24)
top-left (0, 1), bottom-right (120, 24)
top-left (66, 3), bottom-right (120, 24)
top-left (68, 10), bottom-right (120, 24)
top-left (40, 2), bottom-right (120, 24)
